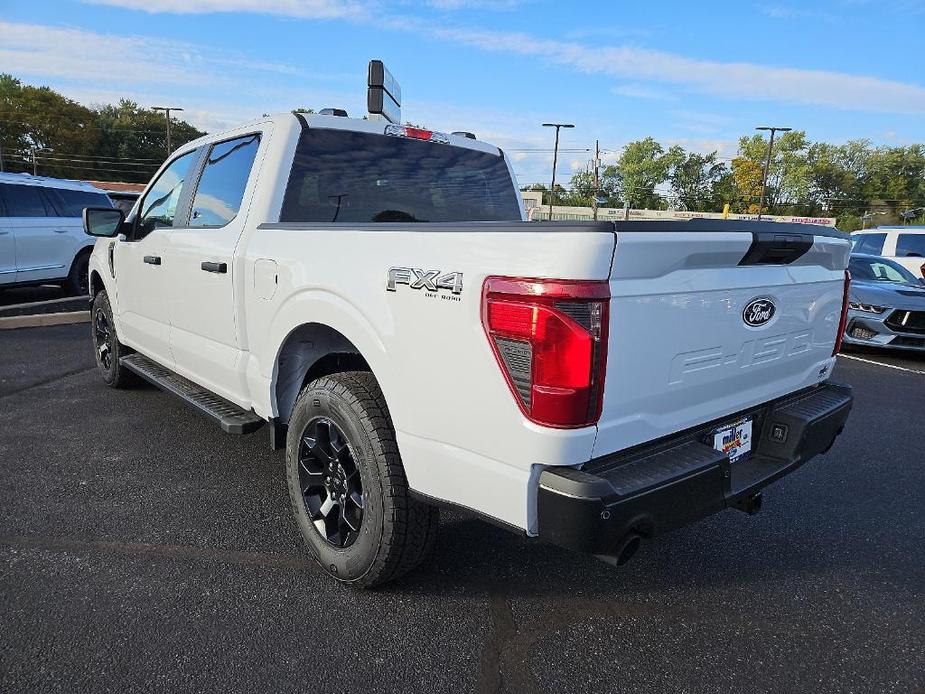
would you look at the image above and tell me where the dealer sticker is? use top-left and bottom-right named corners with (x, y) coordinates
top-left (713, 417), bottom-right (753, 463)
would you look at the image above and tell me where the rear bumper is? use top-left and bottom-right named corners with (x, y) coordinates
top-left (537, 381), bottom-right (853, 556)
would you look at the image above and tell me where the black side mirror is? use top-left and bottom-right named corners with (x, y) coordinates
top-left (83, 207), bottom-right (126, 238)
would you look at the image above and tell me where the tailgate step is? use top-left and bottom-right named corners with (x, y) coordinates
top-left (120, 354), bottom-right (264, 434)
top-left (583, 440), bottom-right (727, 498)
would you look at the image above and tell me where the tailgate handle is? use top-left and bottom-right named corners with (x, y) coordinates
top-left (738, 232), bottom-right (812, 266)
top-left (143, 255), bottom-right (162, 265)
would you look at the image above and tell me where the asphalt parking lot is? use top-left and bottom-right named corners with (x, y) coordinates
top-left (1, 322), bottom-right (923, 693)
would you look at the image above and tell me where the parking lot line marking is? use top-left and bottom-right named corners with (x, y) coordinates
top-left (838, 354), bottom-right (925, 375)
top-left (0, 294), bottom-right (89, 312)
top-left (0, 311), bottom-right (89, 330)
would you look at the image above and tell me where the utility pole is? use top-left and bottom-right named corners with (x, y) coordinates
top-left (755, 125), bottom-right (791, 220)
top-left (152, 106), bottom-right (184, 155)
top-left (542, 122), bottom-right (574, 220)
top-left (592, 139), bottom-right (601, 221)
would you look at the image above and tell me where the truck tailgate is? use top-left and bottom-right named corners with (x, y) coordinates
top-left (593, 225), bottom-right (851, 458)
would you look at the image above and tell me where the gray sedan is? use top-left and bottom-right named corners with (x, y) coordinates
top-left (843, 253), bottom-right (925, 351)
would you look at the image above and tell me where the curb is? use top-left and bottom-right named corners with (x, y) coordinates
top-left (0, 311), bottom-right (90, 330)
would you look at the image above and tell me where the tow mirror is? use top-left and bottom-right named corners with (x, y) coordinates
top-left (83, 207), bottom-right (125, 238)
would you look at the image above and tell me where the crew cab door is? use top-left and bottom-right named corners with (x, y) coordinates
top-left (114, 149), bottom-right (199, 366)
top-left (164, 132), bottom-right (262, 403)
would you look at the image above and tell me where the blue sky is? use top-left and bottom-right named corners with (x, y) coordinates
top-left (1, 0), bottom-right (923, 184)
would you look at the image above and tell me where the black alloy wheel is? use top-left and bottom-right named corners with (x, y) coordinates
top-left (297, 417), bottom-right (364, 548)
top-left (93, 307), bottom-right (114, 371)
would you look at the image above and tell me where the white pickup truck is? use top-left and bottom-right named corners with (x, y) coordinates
top-left (82, 112), bottom-right (854, 586)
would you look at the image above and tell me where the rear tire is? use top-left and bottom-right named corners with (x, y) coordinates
top-left (66, 250), bottom-right (91, 296)
top-left (91, 290), bottom-right (138, 389)
top-left (286, 371), bottom-right (438, 587)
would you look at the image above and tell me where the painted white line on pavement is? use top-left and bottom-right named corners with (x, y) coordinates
top-left (0, 311), bottom-right (90, 330)
top-left (838, 354), bottom-right (925, 375)
top-left (0, 295), bottom-right (90, 312)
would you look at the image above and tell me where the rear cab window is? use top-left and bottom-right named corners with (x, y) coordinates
top-left (896, 233), bottom-right (925, 258)
top-left (280, 128), bottom-right (520, 223)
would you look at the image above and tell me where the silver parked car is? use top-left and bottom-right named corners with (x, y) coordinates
top-left (842, 253), bottom-right (925, 351)
top-left (0, 173), bottom-right (113, 295)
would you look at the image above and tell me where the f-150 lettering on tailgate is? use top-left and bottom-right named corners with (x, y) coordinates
top-left (668, 329), bottom-right (813, 386)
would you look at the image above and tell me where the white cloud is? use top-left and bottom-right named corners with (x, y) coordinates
top-left (425, 0), bottom-right (523, 8)
top-left (0, 21), bottom-right (299, 88)
top-left (84, 0), bottom-right (368, 18)
top-left (422, 25), bottom-right (925, 115)
top-left (74, 1), bottom-right (925, 116)
top-left (611, 83), bottom-right (677, 101)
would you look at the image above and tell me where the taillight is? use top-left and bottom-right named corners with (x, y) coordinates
top-left (920, 262), bottom-right (925, 279)
top-left (481, 277), bottom-right (609, 428)
top-left (833, 269), bottom-right (851, 356)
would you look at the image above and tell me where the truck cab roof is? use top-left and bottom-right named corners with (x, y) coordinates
top-left (182, 112), bottom-right (503, 159)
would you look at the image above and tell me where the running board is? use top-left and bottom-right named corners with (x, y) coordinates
top-left (120, 354), bottom-right (265, 435)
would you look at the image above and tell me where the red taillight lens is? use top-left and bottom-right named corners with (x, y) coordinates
top-left (482, 277), bottom-right (609, 428)
top-left (833, 269), bottom-right (851, 356)
top-left (920, 262), bottom-right (925, 279)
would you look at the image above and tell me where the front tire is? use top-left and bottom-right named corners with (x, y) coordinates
top-left (91, 290), bottom-right (138, 388)
top-left (286, 371), bottom-right (438, 587)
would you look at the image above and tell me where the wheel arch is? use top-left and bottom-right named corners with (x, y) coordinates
top-left (273, 322), bottom-right (378, 429)
top-left (89, 268), bottom-right (105, 299)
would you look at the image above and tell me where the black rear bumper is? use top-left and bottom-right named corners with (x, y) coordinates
top-left (537, 381), bottom-right (853, 556)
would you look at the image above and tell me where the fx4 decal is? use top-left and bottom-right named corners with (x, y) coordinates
top-left (387, 267), bottom-right (463, 296)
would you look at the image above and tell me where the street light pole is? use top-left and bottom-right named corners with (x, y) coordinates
top-left (592, 139), bottom-right (600, 222)
top-left (755, 125), bottom-right (791, 220)
top-left (542, 122), bottom-right (574, 221)
top-left (31, 147), bottom-right (52, 176)
top-left (152, 106), bottom-right (184, 155)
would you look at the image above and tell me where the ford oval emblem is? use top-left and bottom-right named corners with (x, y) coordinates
top-left (743, 297), bottom-right (776, 327)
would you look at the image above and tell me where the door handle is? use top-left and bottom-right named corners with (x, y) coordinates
top-left (201, 261), bottom-right (227, 274)
top-left (53, 229), bottom-right (69, 234)
top-left (143, 255), bottom-right (162, 265)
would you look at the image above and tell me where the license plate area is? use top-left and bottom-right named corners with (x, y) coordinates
top-left (712, 416), bottom-right (753, 463)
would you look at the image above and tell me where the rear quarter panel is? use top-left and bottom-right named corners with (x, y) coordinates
top-left (243, 225), bottom-right (615, 529)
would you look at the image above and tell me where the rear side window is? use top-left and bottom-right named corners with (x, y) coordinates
top-left (896, 233), bottom-right (925, 258)
top-left (280, 128), bottom-right (520, 223)
top-left (189, 134), bottom-right (260, 228)
top-left (0, 183), bottom-right (53, 217)
top-left (47, 188), bottom-right (112, 217)
top-left (853, 233), bottom-right (886, 255)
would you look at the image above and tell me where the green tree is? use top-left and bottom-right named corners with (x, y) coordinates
top-left (666, 147), bottom-right (727, 211)
top-left (736, 131), bottom-right (811, 213)
top-left (612, 137), bottom-right (674, 209)
top-left (0, 74), bottom-right (205, 182)
top-left (0, 73), bottom-right (97, 178)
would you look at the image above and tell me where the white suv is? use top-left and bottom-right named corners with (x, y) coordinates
top-left (851, 227), bottom-right (925, 278)
top-left (0, 173), bottom-right (113, 294)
